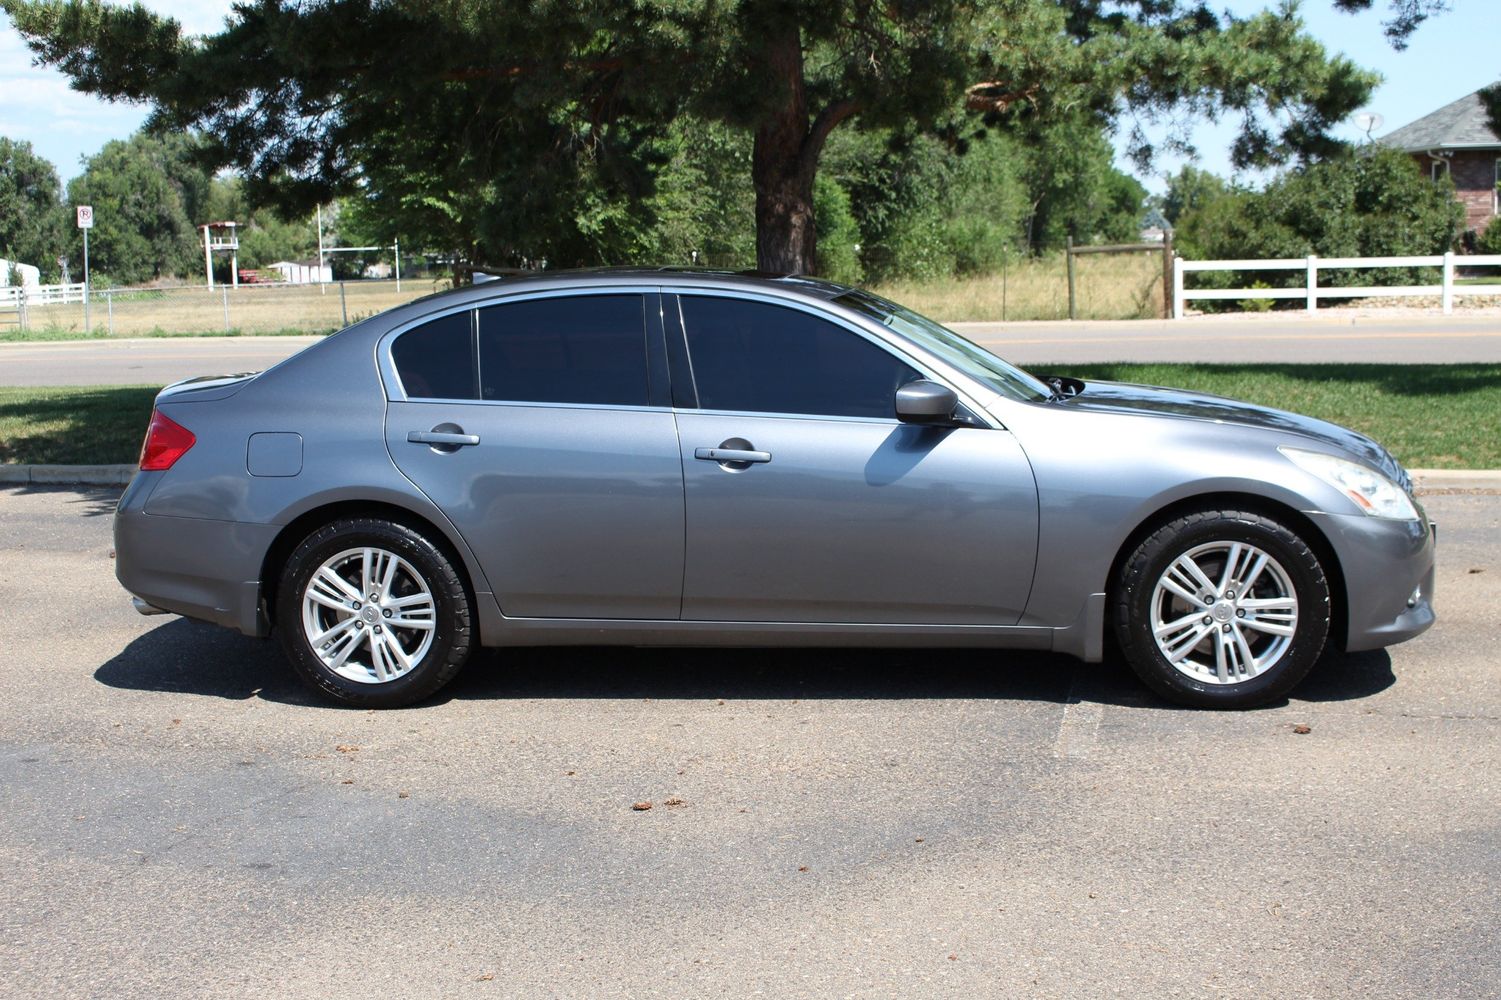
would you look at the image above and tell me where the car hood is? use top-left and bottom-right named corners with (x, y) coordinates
top-left (1056, 379), bottom-right (1406, 483)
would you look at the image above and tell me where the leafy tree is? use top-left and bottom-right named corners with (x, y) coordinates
top-left (1175, 146), bottom-right (1463, 291)
top-left (204, 176), bottom-right (321, 277)
top-left (66, 131), bottom-right (211, 284)
top-left (1159, 166), bottom-right (1232, 228)
top-left (0, 138), bottom-right (67, 282)
top-left (638, 118), bottom-right (757, 270)
top-left (1013, 116), bottom-right (1147, 251)
top-left (5, 0), bottom-right (1404, 277)
top-left (1482, 83), bottom-right (1501, 149)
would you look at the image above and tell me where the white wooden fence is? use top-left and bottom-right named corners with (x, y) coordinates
top-left (1172, 253), bottom-right (1501, 318)
top-left (0, 282), bottom-right (88, 307)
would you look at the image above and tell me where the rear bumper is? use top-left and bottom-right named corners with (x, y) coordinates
top-left (114, 477), bottom-right (277, 636)
top-left (1307, 510), bottom-right (1436, 652)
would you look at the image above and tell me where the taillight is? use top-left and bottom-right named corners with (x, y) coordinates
top-left (139, 409), bottom-right (196, 471)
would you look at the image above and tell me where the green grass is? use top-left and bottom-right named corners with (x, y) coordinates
top-left (0, 365), bottom-right (1496, 468)
top-left (0, 385), bottom-right (158, 465)
top-left (1044, 364), bottom-right (1501, 469)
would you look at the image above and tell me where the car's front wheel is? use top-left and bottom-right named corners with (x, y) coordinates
top-left (276, 517), bottom-right (474, 707)
top-left (1113, 509), bottom-right (1331, 708)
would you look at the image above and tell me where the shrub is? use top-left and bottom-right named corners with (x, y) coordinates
top-left (1477, 217), bottom-right (1501, 256)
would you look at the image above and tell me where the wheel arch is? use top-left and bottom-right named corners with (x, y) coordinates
top-left (1104, 491), bottom-right (1348, 652)
top-left (258, 497), bottom-right (492, 640)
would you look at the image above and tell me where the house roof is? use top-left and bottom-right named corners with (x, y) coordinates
top-left (1380, 87), bottom-right (1500, 152)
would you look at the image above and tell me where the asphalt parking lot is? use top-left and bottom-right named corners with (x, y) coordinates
top-left (1, 485), bottom-right (1498, 999)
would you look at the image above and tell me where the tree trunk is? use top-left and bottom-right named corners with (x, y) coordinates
top-left (750, 28), bottom-right (862, 275)
top-left (752, 27), bottom-right (816, 274)
top-left (753, 139), bottom-right (818, 274)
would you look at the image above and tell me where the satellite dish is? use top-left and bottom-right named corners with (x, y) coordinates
top-left (1352, 112), bottom-right (1385, 140)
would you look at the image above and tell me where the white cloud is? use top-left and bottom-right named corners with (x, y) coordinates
top-left (1, 3), bottom-right (235, 179)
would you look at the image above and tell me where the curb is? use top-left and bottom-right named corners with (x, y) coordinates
top-left (1409, 469), bottom-right (1501, 492)
top-left (3, 465), bottom-right (1501, 492)
top-left (0, 464), bottom-right (136, 486)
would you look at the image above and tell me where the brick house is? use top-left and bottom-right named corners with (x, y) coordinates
top-left (1381, 87), bottom-right (1500, 241)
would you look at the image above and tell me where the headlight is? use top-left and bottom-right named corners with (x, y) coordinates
top-left (1280, 447), bottom-right (1419, 520)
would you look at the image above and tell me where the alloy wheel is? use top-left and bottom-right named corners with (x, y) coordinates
top-left (299, 546), bottom-right (437, 684)
top-left (1149, 540), bottom-right (1299, 685)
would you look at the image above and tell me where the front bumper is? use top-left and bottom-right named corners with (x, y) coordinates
top-left (1306, 510), bottom-right (1436, 652)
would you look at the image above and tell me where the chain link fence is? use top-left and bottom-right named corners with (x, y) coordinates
top-left (13, 279), bottom-right (451, 338)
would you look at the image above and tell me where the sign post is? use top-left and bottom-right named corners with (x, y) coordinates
top-left (76, 205), bottom-right (94, 334)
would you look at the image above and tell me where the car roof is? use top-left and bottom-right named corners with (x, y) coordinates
top-left (396, 268), bottom-right (853, 312)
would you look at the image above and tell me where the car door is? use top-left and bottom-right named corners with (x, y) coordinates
top-left (670, 292), bottom-right (1039, 625)
top-left (383, 289), bottom-right (684, 620)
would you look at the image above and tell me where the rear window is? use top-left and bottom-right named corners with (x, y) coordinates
top-left (391, 311), bottom-right (477, 400)
top-left (477, 294), bottom-right (648, 406)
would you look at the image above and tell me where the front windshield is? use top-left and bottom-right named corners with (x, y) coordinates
top-left (832, 290), bottom-right (1052, 403)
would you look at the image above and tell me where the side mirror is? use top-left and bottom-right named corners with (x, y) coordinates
top-left (895, 380), bottom-right (960, 425)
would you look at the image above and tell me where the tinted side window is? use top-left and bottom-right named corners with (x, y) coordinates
top-left (478, 295), bottom-right (648, 406)
top-left (391, 311), bottom-right (477, 400)
top-left (679, 296), bottom-right (918, 418)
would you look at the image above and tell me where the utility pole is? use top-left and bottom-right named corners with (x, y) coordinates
top-left (317, 204), bottom-right (327, 295)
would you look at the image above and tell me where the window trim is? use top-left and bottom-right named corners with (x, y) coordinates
top-left (663, 288), bottom-right (999, 428)
top-left (378, 285), bottom-right (668, 409)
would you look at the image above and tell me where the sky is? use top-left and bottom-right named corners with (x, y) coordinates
top-left (1, 0), bottom-right (1497, 193)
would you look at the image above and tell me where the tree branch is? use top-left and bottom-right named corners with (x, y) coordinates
top-left (799, 97), bottom-right (862, 177)
top-left (965, 82), bottom-right (1040, 114)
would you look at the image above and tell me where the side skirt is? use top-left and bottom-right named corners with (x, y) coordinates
top-left (480, 600), bottom-right (1107, 663)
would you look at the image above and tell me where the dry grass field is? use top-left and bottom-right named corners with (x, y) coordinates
top-left (869, 252), bottom-right (1167, 322)
top-left (6, 253), bottom-right (1168, 340)
top-left (13, 279), bottom-right (446, 338)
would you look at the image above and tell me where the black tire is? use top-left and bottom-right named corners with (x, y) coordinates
top-left (1113, 509), bottom-right (1331, 709)
top-left (275, 517), bottom-right (474, 708)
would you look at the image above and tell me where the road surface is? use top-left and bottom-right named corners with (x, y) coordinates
top-left (1, 484), bottom-right (1497, 998)
top-left (2, 314), bottom-right (1499, 387)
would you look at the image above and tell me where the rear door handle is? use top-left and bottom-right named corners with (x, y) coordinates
top-left (408, 430), bottom-right (480, 446)
top-left (694, 447), bottom-right (771, 464)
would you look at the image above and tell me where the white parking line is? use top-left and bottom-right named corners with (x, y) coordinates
top-left (1053, 671), bottom-right (1105, 759)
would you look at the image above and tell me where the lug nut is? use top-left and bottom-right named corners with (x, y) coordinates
top-left (1226, 590), bottom-right (1236, 600)
top-left (1236, 609), bottom-right (1246, 618)
top-left (353, 602), bottom-right (362, 611)
top-left (1221, 624), bottom-right (1231, 633)
top-left (1202, 616), bottom-right (1212, 625)
top-left (355, 621), bottom-right (364, 629)
top-left (369, 593), bottom-right (378, 602)
top-left (382, 609), bottom-right (392, 618)
top-left (374, 625), bottom-right (382, 634)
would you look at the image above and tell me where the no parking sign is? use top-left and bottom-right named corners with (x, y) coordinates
top-left (76, 205), bottom-right (94, 229)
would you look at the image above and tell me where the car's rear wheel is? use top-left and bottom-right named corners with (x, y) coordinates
top-left (276, 517), bottom-right (473, 707)
top-left (1113, 509), bottom-right (1331, 708)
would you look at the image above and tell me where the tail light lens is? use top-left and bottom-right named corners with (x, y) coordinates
top-left (139, 409), bottom-right (196, 471)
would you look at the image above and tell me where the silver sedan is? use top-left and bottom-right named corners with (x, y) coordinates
top-left (114, 270), bottom-right (1435, 708)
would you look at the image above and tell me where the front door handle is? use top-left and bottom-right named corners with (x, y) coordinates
top-left (694, 446), bottom-right (771, 464)
top-left (408, 430), bottom-right (480, 446)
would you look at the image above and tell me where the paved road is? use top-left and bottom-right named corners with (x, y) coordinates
top-left (955, 313), bottom-right (1501, 365)
top-left (2, 314), bottom-right (1499, 387)
top-left (0, 335), bottom-right (322, 387)
top-left (2, 485), bottom-right (1497, 999)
